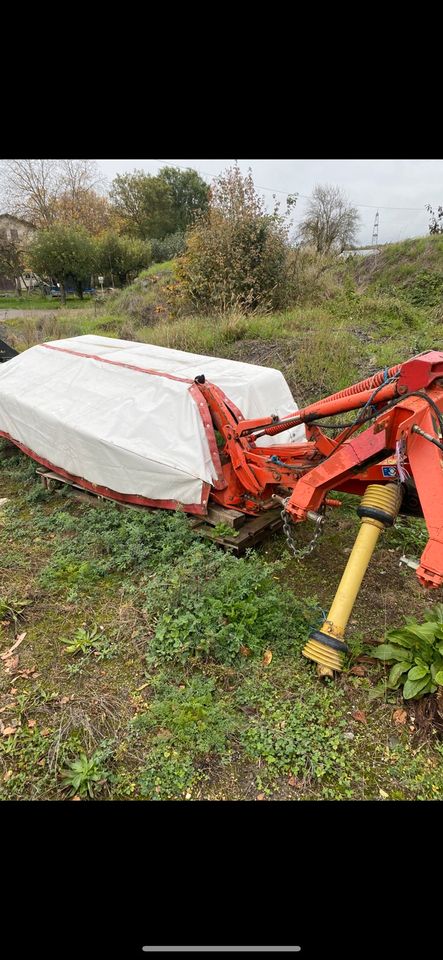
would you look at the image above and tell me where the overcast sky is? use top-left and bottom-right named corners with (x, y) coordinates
top-left (96, 158), bottom-right (443, 246)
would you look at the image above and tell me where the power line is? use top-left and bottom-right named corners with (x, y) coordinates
top-left (154, 160), bottom-right (427, 212)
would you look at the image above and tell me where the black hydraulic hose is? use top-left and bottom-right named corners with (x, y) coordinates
top-left (412, 425), bottom-right (443, 452)
top-left (318, 388), bottom-right (443, 467)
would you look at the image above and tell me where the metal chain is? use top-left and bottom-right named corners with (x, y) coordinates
top-left (281, 502), bottom-right (326, 559)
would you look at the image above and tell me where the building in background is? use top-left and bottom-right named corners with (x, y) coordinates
top-left (0, 214), bottom-right (37, 292)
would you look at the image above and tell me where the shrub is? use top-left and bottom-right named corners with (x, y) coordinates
top-left (170, 165), bottom-right (295, 314)
top-left (151, 231), bottom-right (186, 263)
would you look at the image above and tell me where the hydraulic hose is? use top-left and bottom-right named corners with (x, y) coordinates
top-left (262, 381), bottom-right (398, 437)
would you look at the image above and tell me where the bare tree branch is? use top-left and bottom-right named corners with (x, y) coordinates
top-left (297, 184), bottom-right (360, 253)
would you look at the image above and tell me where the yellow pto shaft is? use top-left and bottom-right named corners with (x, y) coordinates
top-left (302, 483), bottom-right (403, 673)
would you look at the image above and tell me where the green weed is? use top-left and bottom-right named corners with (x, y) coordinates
top-left (61, 748), bottom-right (110, 798)
top-left (144, 542), bottom-right (316, 665)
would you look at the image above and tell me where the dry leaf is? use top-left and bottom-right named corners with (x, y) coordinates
top-left (41, 728), bottom-right (51, 737)
top-left (2, 726), bottom-right (17, 737)
top-left (0, 632), bottom-right (26, 660)
top-left (3, 770), bottom-right (13, 782)
top-left (10, 688), bottom-right (17, 694)
top-left (379, 789), bottom-right (389, 799)
top-left (352, 710), bottom-right (367, 724)
top-left (288, 776), bottom-right (302, 788)
top-left (135, 681), bottom-right (151, 692)
top-left (350, 665), bottom-right (366, 676)
top-left (27, 719), bottom-right (37, 729)
top-left (4, 655), bottom-right (19, 674)
top-left (256, 793), bottom-right (265, 800)
top-left (60, 696), bottom-right (70, 705)
top-left (262, 649), bottom-right (273, 666)
top-left (239, 645), bottom-right (252, 657)
top-left (393, 708), bottom-right (407, 725)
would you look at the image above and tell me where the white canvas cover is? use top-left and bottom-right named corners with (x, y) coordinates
top-left (0, 335), bottom-right (305, 513)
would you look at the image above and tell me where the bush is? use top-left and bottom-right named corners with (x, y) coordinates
top-left (151, 231), bottom-right (186, 263)
top-left (170, 166), bottom-right (295, 314)
top-left (143, 541), bottom-right (315, 665)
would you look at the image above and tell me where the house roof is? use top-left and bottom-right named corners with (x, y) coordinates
top-left (0, 213), bottom-right (36, 229)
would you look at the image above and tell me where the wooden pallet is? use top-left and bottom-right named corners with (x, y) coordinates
top-left (190, 506), bottom-right (283, 555)
top-left (35, 468), bottom-right (283, 553)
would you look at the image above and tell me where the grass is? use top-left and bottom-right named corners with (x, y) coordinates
top-left (0, 294), bottom-right (95, 310)
top-left (2, 239), bottom-right (443, 800)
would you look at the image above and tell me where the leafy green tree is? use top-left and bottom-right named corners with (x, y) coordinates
top-left (96, 231), bottom-right (151, 286)
top-left (28, 224), bottom-right (97, 302)
top-left (157, 166), bottom-right (209, 231)
top-left (109, 171), bottom-right (175, 240)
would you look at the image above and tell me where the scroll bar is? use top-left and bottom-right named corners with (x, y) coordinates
top-left (142, 949), bottom-right (301, 953)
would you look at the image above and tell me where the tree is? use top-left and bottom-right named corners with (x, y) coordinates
top-left (109, 172), bottom-right (175, 240)
top-left (58, 159), bottom-right (103, 198)
top-left (173, 165), bottom-right (293, 313)
top-left (0, 159), bottom-right (104, 227)
top-left (28, 224), bottom-right (97, 302)
top-left (427, 203), bottom-right (443, 235)
top-left (96, 231), bottom-right (151, 286)
top-left (51, 188), bottom-right (112, 235)
top-left (297, 184), bottom-right (360, 253)
top-left (157, 166), bottom-right (209, 230)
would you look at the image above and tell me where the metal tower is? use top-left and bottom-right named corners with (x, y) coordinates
top-left (371, 210), bottom-right (379, 248)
